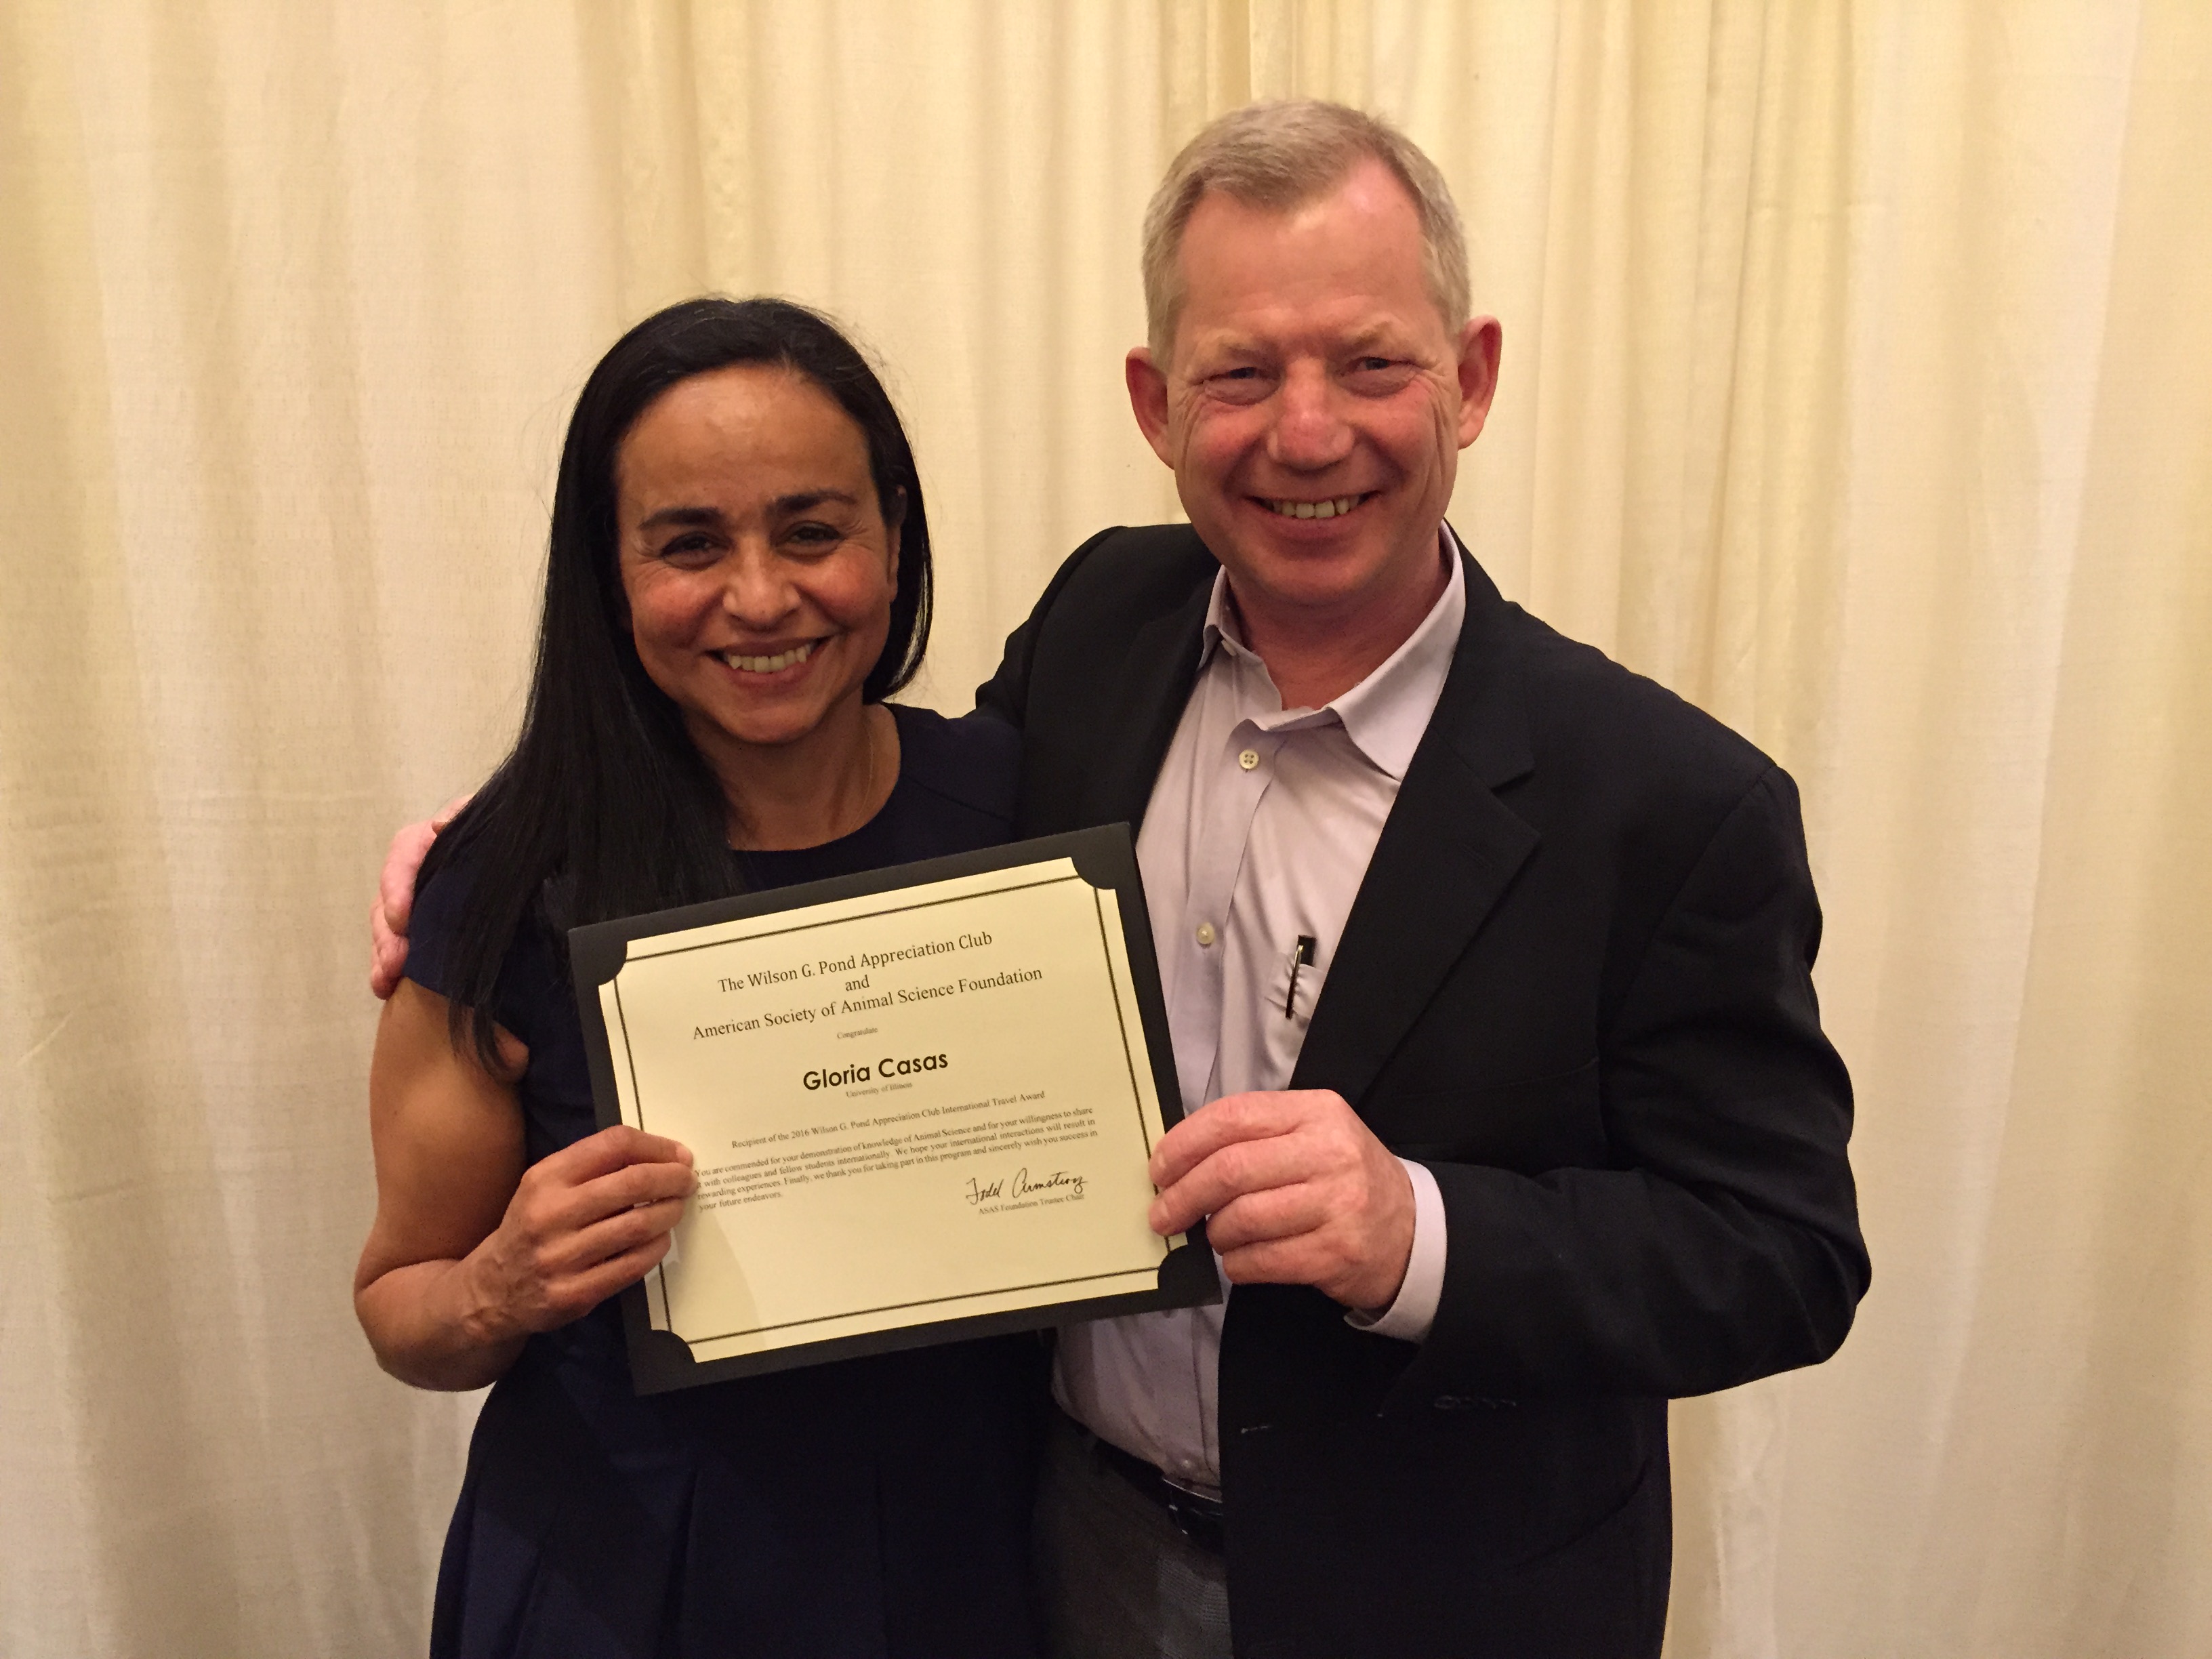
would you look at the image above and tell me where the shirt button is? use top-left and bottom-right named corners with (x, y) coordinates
top-left (1195, 922), bottom-right (1216, 947)
top-left (1237, 748), bottom-right (1261, 771)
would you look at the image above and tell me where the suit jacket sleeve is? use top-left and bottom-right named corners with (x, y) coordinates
top-left (1401, 762), bottom-right (1868, 1402)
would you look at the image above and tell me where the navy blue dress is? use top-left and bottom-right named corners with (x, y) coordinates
top-left (407, 707), bottom-right (1044, 1659)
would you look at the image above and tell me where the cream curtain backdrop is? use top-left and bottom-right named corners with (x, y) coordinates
top-left (3, 2), bottom-right (2206, 1654)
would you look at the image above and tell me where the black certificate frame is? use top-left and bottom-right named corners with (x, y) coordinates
top-left (569, 823), bottom-right (1218, 1395)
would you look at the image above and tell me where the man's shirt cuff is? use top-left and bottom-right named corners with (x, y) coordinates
top-left (1344, 1158), bottom-right (1446, 1342)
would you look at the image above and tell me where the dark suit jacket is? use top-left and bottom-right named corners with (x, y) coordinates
top-left (976, 525), bottom-right (1868, 1659)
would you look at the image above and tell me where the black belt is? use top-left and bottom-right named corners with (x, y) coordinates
top-left (1075, 1415), bottom-right (1227, 1556)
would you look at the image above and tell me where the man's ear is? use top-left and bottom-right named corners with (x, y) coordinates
top-left (1126, 348), bottom-right (1176, 466)
top-left (1454, 317), bottom-right (1503, 449)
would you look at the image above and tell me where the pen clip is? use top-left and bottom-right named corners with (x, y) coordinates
top-left (1285, 934), bottom-right (1317, 1018)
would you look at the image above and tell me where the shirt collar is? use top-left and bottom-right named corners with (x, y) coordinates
top-left (1196, 526), bottom-right (1467, 782)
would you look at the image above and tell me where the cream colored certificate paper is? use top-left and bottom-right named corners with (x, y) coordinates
top-left (596, 856), bottom-right (1175, 1369)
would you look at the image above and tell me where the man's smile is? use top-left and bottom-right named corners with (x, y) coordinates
top-left (1256, 491), bottom-right (1378, 520)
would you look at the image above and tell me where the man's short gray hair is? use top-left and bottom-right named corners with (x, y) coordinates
top-left (1140, 100), bottom-right (1471, 362)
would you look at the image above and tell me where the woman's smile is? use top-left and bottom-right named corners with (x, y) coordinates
top-left (718, 638), bottom-right (822, 675)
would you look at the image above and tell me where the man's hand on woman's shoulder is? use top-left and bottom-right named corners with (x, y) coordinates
top-left (370, 794), bottom-right (470, 998)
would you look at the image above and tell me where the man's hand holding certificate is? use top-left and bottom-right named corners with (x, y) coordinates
top-left (569, 825), bottom-right (1216, 1391)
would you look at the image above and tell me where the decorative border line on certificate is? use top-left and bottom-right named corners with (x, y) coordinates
top-left (602, 860), bottom-right (1168, 1347)
top-left (680, 1266), bottom-right (1164, 1345)
top-left (621, 870), bottom-right (1074, 964)
top-left (1092, 882), bottom-right (1158, 1160)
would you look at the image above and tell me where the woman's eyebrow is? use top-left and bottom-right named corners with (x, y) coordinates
top-left (636, 490), bottom-right (860, 531)
top-left (637, 504), bottom-right (724, 531)
top-left (772, 489), bottom-right (861, 514)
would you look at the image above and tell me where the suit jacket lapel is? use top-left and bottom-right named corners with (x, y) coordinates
top-left (1080, 576), bottom-right (1215, 833)
top-left (1290, 550), bottom-right (1539, 1111)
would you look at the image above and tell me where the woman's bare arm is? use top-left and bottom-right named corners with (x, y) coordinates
top-left (354, 981), bottom-right (694, 1390)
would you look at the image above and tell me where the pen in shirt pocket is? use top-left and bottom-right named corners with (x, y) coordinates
top-left (1285, 934), bottom-right (1317, 1017)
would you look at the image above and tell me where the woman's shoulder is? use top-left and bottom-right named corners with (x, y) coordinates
top-left (405, 832), bottom-right (561, 1033)
top-left (405, 844), bottom-right (481, 1002)
top-left (889, 703), bottom-right (1021, 829)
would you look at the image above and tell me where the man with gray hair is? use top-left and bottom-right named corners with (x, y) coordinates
top-left (375, 99), bottom-right (1866, 1659)
top-left (976, 99), bottom-right (1866, 1657)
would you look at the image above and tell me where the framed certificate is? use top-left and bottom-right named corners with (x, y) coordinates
top-left (569, 824), bottom-right (1218, 1393)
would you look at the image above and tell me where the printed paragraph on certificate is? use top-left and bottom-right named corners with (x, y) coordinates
top-left (597, 857), bottom-right (1176, 1362)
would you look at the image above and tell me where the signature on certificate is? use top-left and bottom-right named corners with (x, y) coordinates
top-left (966, 1167), bottom-right (1086, 1206)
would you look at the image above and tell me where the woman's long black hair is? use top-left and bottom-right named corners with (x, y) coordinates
top-left (419, 296), bottom-right (934, 1070)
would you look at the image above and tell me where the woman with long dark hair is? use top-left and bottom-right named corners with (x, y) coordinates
top-left (354, 297), bottom-right (1041, 1656)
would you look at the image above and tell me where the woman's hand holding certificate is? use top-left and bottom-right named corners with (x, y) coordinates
top-left (465, 1126), bottom-right (699, 1338)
